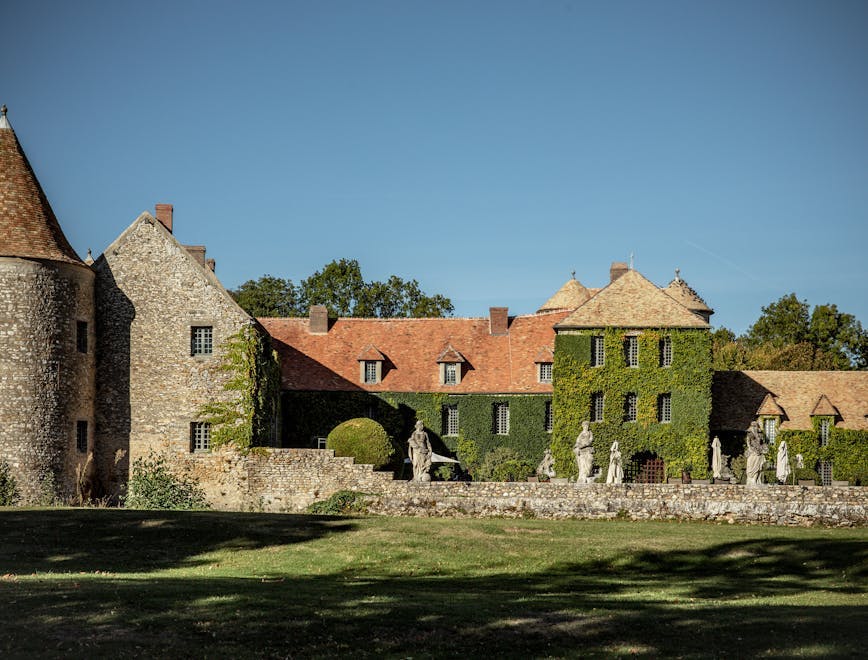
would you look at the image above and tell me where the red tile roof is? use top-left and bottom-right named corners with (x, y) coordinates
top-left (0, 113), bottom-right (83, 265)
top-left (711, 370), bottom-right (868, 431)
top-left (260, 310), bottom-right (571, 393)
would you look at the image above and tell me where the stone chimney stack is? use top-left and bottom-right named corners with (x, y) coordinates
top-left (155, 204), bottom-right (173, 233)
top-left (206, 258), bottom-right (216, 272)
top-left (489, 307), bottom-right (509, 335)
top-left (610, 261), bottom-right (628, 283)
top-left (309, 305), bottom-right (329, 334)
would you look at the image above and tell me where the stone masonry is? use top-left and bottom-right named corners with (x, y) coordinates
top-left (93, 212), bottom-right (252, 498)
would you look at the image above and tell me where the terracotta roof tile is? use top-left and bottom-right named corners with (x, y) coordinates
top-left (260, 310), bottom-right (571, 393)
top-left (556, 269), bottom-right (709, 329)
top-left (538, 277), bottom-right (591, 312)
top-left (436, 345), bottom-right (466, 363)
top-left (534, 346), bottom-right (554, 363)
top-left (711, 370), bottom-right (868, 431)
top-left (357, 345), bottom-right (386, 361)
top-left (756, 393), bottom-right (785, 416)
top-left (810, 394), bottom-right (839, 417)
top-left (0, 112), bottom-right (83, 265)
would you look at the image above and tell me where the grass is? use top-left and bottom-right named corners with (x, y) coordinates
top-left (0, 509), bottom-right (865, 658)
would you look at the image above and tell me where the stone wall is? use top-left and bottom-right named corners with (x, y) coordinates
top-left (185, 447), bottom-right (866, 526)
top-left (0, 257), bottom-right (95, 503)
top-left (94, 213), bottom-right (251, 498)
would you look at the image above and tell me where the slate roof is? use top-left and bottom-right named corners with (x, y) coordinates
top-left (259, 310), bottom-right (571, 393)
top-left (0, 108), bottom-right (83, 265)
top-left (556, 269), bottom-right (710, 329)
top-left (538, 277), bottom-right (592, 312)
top-left (711, 370), bottom-right (868, 431)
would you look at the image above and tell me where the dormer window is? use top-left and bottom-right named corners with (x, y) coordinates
top-left (357, 345), bottom-right (385, 385)
top-left (437, 344), bottom-right (465, 386)
top-left (535, 346), bottom-right (554, 384)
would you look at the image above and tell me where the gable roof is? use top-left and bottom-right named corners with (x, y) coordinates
top-left (260, 310), bottom-right (571, 393)
top-left (0, 109), bottom-right (83, 265)
top-left (436, 345), bottom-right (466, 363)
top-left (95, 211), bottom-right (250, 320)
top-left (810, 394), bottom-right (839, 418)
top-left (538, 277), bottom-right (592, 312)
top-left (357, 345), bottom-right (386, 361)
top-left (756, 393), bottom-right (786, 417)
top-left (556, 269), bottom-right (710, 329)
top-left (711, 370), bottom-right (868, 432)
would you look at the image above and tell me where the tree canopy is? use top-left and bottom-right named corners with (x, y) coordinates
top-left (231, 259), bottom-right (454, 319)
top-left (712, 293), bottom-right (867, 370)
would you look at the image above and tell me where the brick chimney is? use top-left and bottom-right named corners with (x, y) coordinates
top-left (610, 261), bottom-right (628, 283)
top-left (155, 204), bottom-right (173, 233)
top-left (309, 305), bottom-right (329, 334)
top-left (489, 307), bottom-right (509, 335)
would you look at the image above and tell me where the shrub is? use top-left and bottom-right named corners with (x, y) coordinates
top-left (327, 418), bottom-right (394, 469)
top-left (124, 452), bottom-right (208, 510)
top-left (476, 447), bottom-right (535, 482)
top-left (455, 435), bottom-right (481, 477)
top-left (307, 490), bottom-right (368, 515)
top-left (0, 460), bottom-right (20, 506)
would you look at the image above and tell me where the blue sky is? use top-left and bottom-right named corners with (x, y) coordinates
top-left (3, 1), bottom-right (867, 334)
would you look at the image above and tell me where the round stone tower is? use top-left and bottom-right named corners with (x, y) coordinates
top-left (0, 106), bottom-right (96, 503)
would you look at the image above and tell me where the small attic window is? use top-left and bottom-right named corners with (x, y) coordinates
top-left (538, 362), bottom-right (553, 383)
top-left (441, 362), bottom-right (460, 386)
top-left (357, 345), bottom-right (385, 385)
top-left (363, 361), bottom-right (379, 384)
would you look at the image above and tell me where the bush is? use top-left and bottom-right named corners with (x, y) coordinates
top-left (124, 452), bottom-right (209, 510)
top-left (455, 435), bottom-right (481, 477)
top-left (476, 447), bottom-right (535, 482)
top-left (327, 418), bottom-right (394, 469)
top-left (307, 490), bottom-right (368, 515)
top-left (0, 460), bottom-right (20, 506)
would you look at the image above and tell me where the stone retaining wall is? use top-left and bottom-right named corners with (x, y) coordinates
top-left (192, 448), bottom-right (867, 526)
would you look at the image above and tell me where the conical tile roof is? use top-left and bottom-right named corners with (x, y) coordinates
top-left (538, 276), bottom-right (591, 312)
top-left (662, 269), bottom-right (713, 314)
top-left (556, 269), bottom-right (710, 329)
top-left (0, 107), bottom-right (83, 265)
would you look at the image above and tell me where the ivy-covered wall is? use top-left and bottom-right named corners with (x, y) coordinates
top-left (282, 391), bottom-right (553, 467)
top-left (551, 328), bottom-right (713, 478)
top-left (778, 417), bottom-right (868, 485)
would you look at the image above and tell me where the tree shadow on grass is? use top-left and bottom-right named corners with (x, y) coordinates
top-left (0, 514), bottom-right (865, 658)
top-left (0, 509), bottom-right (355, 574)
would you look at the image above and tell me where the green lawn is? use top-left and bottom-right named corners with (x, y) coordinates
top-left (0, 509), bottom-right (865, 658)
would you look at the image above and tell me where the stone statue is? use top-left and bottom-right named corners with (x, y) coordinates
top-left (711, 436), bottom-right (723, 479)
top-left (573, 421), bottom-right (595, 483)
top-left (776, 440), bottom-right (791, 484)
top-left (536, 449), bottom-right (556, 479)
top-left (407, 420), bottom-right (433, 482)
top-left (606, 441), bottom-right (623, 484)
top-left (745, 421), bottom-right (768, 486)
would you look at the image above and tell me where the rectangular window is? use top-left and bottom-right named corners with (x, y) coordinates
top-left (763, 418), bottom-right (777, 445)
top-left (76, 420), bottom-right (88, 453)
top-left (658, 393), bottom-right (672, 423)
top-left (190, 422), bottom-right (211, 452)
top-left (659, 336), bottom-right (672, 367)
top-left (538, 362), bottom-right (553, 384)
top-left (624, 393), bottom-right (637, 422)
top-left (544, 401), bottom-right (553, 433)
top-left (493, 402), bottom-right (510, 435)
top-left (442, 404), bottom-right (459, 436)
top-left (443, 362), bottom-right (458, 386)
top-left (625, 336), bottom-right (639, 367)
top-left (590, 392), bottom-right (604, 422)
top-left (364, 361), bottom-right (378, 384)
top-left (818, 460), bottom-right (833, 486)
top-left (76, 321), bottom-right (88, 353)
top-left (191, 326), bottom-right (213, 356)
top-left (819, 418), bottom-right (830, 447)
top-left (591, 336), bottom-right (605, 367)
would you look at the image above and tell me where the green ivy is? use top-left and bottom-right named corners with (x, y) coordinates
top-left (826, 429), bottom-right (868, 485)
top-left (282, 390), bottom-right (554, 468)
top-left (199, 323), bottom-right (282, 453)
top-left (551, 328), bottom-right (713, 479)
